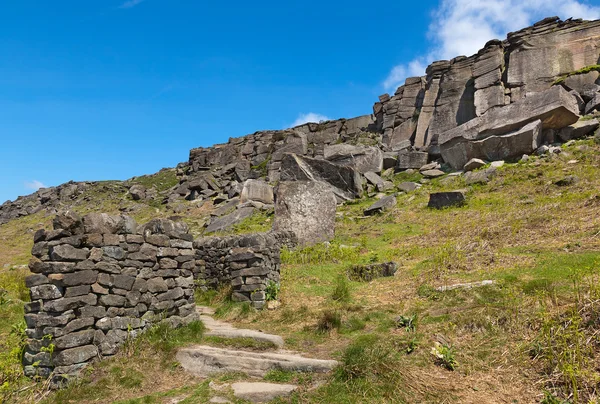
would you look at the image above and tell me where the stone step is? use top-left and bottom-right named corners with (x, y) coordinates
top-left (232, 382), bottom-right (298, 403)
top-left (176, 345), bottom-right (338, 377)
top-left (196, 306), bottom-right (285, 348)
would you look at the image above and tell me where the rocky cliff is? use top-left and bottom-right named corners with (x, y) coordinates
top-left (2, 16), bottom-right (600, 230)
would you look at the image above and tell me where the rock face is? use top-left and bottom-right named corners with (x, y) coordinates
top-left (439, 86), bottom-right (580, 168)
top-left (273, 181), bottom-right (336, 246)
top-left (280, 154), bottom-right (363, 201)
top-left (3, 17), bottom-right (599, 226)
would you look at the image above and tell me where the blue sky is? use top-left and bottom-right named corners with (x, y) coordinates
top-left (1, 0), bottom-right (599, 203)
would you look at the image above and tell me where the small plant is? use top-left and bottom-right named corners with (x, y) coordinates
top-left (395, 314), bottom-right (418, 332)
top-left (331, 274), bottom-right (351, 303)
top-left (317, 310), bottom-right (342, 333)
top-left (431, 342), bottom-right (457, 371)
top-left (265, 281), bottom-right (280, 301)
top-left (406, 337), bottom-right (419, 354)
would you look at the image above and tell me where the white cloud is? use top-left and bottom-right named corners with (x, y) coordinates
top-left (290, 112), bottom-right (331, 128)
top-left (119, 0), bottom-right (146, 9)
top-left (383, 0), bottom-right (600, 92)
top-left (24, 180), bottom-right (47, 191)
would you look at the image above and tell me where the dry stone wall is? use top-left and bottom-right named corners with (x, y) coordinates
top-left (23, 212), bottom-right (198, 385)
top-left (193, 231), bottom-right (296, 309)
top-left (23, 211), bottom-right (293, 384)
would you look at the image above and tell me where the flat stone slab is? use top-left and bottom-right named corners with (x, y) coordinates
top-left (436, 280), bottom-right (495, 292)
top-left (232, 382), bottom-right (298, 403)
top-left (196, 306), bottom-right (284, 348)
top-left (176, 346), bottom-right (338, 377)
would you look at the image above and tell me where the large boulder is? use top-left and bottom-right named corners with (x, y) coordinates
top-left (280, 154), bottom-right (363, 201)
top-left (397, 150), bottom-right (429, 170)
top-left (557, 118), bottom-right (599, 142)
top-left (240, 180), bottom-right (274, 205)
top-left (273, 181), bottom-right (336, 246)
top-left (441, 120), bottom-right (543, 169)
top-left (323, 144), bottom-right (383, 174)
top-left (439, 86), bottom-right (580, 169)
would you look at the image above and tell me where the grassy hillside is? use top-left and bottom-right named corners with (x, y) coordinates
top-left (2, 139), bottom-right (600, 403)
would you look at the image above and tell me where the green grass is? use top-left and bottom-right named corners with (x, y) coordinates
top-left (130, 168), bottom-right (179, 193)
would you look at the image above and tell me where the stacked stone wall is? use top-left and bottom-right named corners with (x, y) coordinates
top-left (23, 212), bottom-right (198, 385)
top-left (193, 231), bottom-right (295, 309)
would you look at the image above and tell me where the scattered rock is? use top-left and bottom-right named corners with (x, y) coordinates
top-left (324, 144), bottom-right (383, 174)
top-left (398, 182), bottom-right (420, 193)
top-left (463, 158), bottom-right (486, 172)
top-left (436, 280), bottom-right (495, 292)
top-left (363, 195), bottom-right (397, 216)
top-left (557, 118), bottom-right (599, 142)
top-left (428, 191), bottom-right (465, 209)
top-left (240, 180), bottom-right (274, 205)
top-left (347, 262), bottom-right (397, 281)
top-left (554, 175), bottom-right (578, 187)
top-left (397, 151), bottom-right (429, 171)
top-left (421, 169), bottom-right (445, 178)
top-left (205, 207), bottom-right (255, 233)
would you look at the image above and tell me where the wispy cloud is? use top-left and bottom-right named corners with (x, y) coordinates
top-left (119, 0), bottom-right (146, 9)
top-left (289, 112), bottom-right (331, 128)
top-left (383, 0), bottom-right (600, 92)
top-left (25, 180), bottom-right (47, 191)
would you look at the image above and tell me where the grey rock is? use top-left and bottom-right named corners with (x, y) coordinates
top-left (463, 158), bottom-right (486, 172)
top-left (53, 345), bottom-right (98, 366)
top-left (30, 284), bottom-right (62, 300)
top-left (428, 191), bottom-right (466, 209)
top-left (397, 151), bottom-right (428, 170)
top-left (557, 118), bottom-right (599, 142)
top-left (421, 169), bottom-right (445, 178)
top-left (280, 153), bottom-right (363, 201)
top-left (240, 180), bottom-right (274, 205)
top-left (324, 144), bottom-right (383, 174)
top-left (231, 382), bottom-right (298, 403)
top-left (440, 86), bottom-right (580, 169)
top-left (63, 270), bottom-right (98, 286)
top-left (273, 181), bottom-right (337, 246)
top-left (129, 184), bottom-right (146, 201)
top-left (397, 182), bottom-right (420, 193)
top-left (54, 330), bottom-right (95, 350)
top-left (50, 245), bottom-right (89, 261)
top-left (205, 207), bottom-right (255, 233)
top-left (364, 195), bottom-right (397, 216)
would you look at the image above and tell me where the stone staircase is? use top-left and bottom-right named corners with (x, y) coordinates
top-left (175, 306), bottom-right (338, 403)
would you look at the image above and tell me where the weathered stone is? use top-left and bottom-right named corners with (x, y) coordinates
top-left (63, 270), bottom-right (98, 286)
top-left (463, 158), bottom-right (487, 172)
top-left (557, 118), bottom-right (599, 142)
top-left (54, 330), bottom-right (95, 350)
top-left (53, 345), bottom-right (98, 366)
top-left (428, 192), bottom-right (466, 209)
top-left (30, 284), bottom-right (62, 300)
top-left (273, 181), bottom-right (336, 246)
top-left (99, 294), bottom-right (127, 307)
top-left (280, 154), bottom-right (363, 201)
top-left (64, 285), bottom-right (91, 298)
top-left (53, 211), bottom-right (84, 235)
top-left (364, 195), bottom-right (397, 216)
top-left (421, 169), bottom-right (445, 178)
top-left (112, 275), bottom-right (135, 290)
top-left (205, 207), bottom-right (255, 233)
top-left (397, 182), bottom-right (420, 193)
top-left (50, 245), bottom-right (89, 261)
top-left (129, 184), bottom-right (146, 201)
top-left (324, 144), bottom-right (383, 174)
top-left (440, 87), bottom-right (580, 169)
top-left (147, 278), bottom-right (169, 293)
top-left (102, 246), bottom-right (125, 260)
top-left (25, 274), bottom-right (49, 288)
top-left (44, 294), bottom-right (97, 313)
top-left (82, 213), bottom-right (134, 235)
top-left (442, 120), bottom-right (544, 169)
top-left (240, 180), bottom-right (274, 205)
top-left (397, 151), bottom-right (428, 170)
